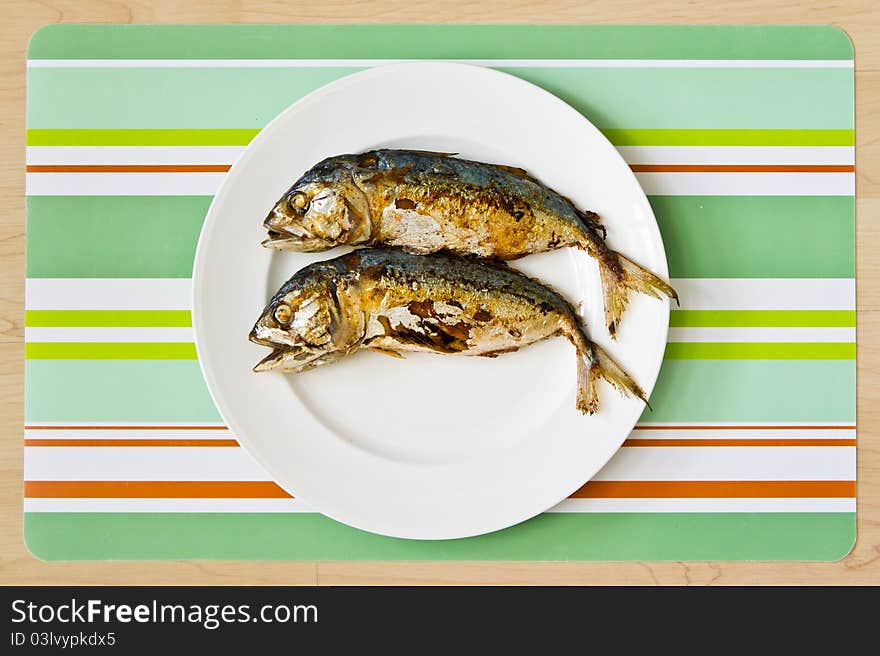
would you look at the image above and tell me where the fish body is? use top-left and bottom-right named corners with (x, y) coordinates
top-left (263, 149), bottom-right (677, 336)
top-left (250, 248), bottom-right (646, 414)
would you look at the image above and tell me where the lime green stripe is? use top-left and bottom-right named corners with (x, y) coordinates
top-left (26, 196), bottom-right (854, 279)
top-left (26, 342), bottom-right (855, 361)
top-left (26, 310), bottom-right (192, 327)
top-left (26, 127), bottom-right (856, 147)
top-left (604, 128), bottom-right (854, 146)
top-left (664, 342), bottom-right (855, 360)
top-left (671, 310), bottom-right (856, 328)
top-left (27, 25), bottom-right (854, 61)
top-left (23, 512), bottom-right (855, 561)
top-left (25, 309), bottom-right (856, 329)
top-left (26, 128), bottom-right (259, 146)
top-left (26, 343), bottom-right (197, 359)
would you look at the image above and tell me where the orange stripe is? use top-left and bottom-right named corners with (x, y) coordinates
top-left (24, 439), bottom-right (239, 447)
top-left (25, 424), bottom-right (856, 431)
top-left (23, 480), bottom-right (855, 500)
top-left (24, 481), bottom-right (291, 499)
top-left (633, 424), bottom-right (855, 431)
top-left (623, 438), bottom-right (856, 447)
top-left (571, 480), bottom-right (855, 499)
top-left (26, 164), bottom-right (854, 174)
top-left (25, 425), bottom-right (227, 430)
top-left (629, 164), bottom-right (854, 173)
top-left (22, 438), bottom-right (854, 448)
top-left (26, 164), bottom-right (231, 173)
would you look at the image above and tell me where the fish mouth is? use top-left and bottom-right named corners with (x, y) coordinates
top-left (252, 345), bottom-right (330, 372)
top-left (261, 232), bottom-right (334, 252)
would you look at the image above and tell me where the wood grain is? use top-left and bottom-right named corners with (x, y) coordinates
top-left (1, 1), bottom-right (877, 586)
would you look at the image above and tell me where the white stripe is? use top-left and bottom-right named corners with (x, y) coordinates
top-left (27, 145), bottom-right (855, 167)
top-left (25, 327), bottom-right (195, 343)
top-left (26, 278), bottom-right (856, 311)
top-left (27, 146), bottom-right (245, 165)
top-left (674, 278), bottom-right (855, 310)
top-left (24, 428), bottom-right (232, 439)
top-left (26, 172), bottom-right (226, 196)
top-left (33, 328), bottom-right (192, 344)
top-left (594, 446), bottom-right (855, 481)
top-left (635, 171), bottom-right (854, 196)
top-left (629, 427), bottom-right (855, 440)
top-left (24, 447), bottom-right (272, 481)
top-left (637, 421), bottom-right (854, 428)
top-left (23, 426), bottom-right (855, 440)
top-left (26, 279), bottom-right (192, 310)
top-left (23, 446), bottom-right (856, 482)
top-left (22, 497), bottom-right (856, 513)
top-left (548, 497), bottom-right (856, 513)
top-left (617, 146), bottom-right (854, 165)
top-left (26, 58), bottom-right (855, 69)
top-left (667, 327), bottom-right (855, 343)
top-left (27, 171), bottom-right (856, 196)
top-left (23, 325), bottom-right (855, 344)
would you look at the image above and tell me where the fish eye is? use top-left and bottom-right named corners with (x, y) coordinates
top-left (273, 304), bottom-right (292, 325)
top-left (288, 193), bottom-right (309, 212)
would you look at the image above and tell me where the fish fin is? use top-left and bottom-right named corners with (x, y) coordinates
top-left (599, 251), bottom-right (679, 339)
top-left (404, 150), bottom-right (458, 158)
top-left (577, 342), bottom-right (650, 415)
top-left (369, 346), bottom-right (405, 359)
top-left (576, 209), bottom-right (606, 240)
top-left (493, 164), bottom-right (530, 176)
top-left (490, 163), bottom-right (546, 185)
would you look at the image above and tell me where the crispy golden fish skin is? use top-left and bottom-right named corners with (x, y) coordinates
top-left (249, 248), bottom-right (647, 414)
top-left (263, 149), bottom-right (677, 337)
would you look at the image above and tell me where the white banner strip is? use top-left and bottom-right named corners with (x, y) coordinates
top-left (673, 278), bottom-right (855, 311)
top-left (26, 145), bottom-right (855, 166)
top-left (25, 327), bottom-right (195, 343)
top-left (22, 497), bottom-right (856, 513)
top-left (26, 59), bottom-right (855, 69)
top-left (635, 172), bottom-right (854, 196)
top-left (26, 146), bottom-right (246, 166)
top-left (26, 279), bottom-right (193, 310)
top-left (25, 278), bottom-right (856, 312)
top-left (26, 172), bottom-right (227, 196)
top-left (666, 327), bottom-right (855, 343)
top-left (617, 146), bottom-right (854, 166)
top-left (26, 171), bottom-right (856, 197)
top-left (23, 446), bottom-right (856, 482)
top-left (23, 426), bottom-right (855, 440)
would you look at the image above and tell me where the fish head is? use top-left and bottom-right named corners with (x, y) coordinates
top-left (249, 268), bottom-right (362, 372)
top-left (263, 159), bottom-right (371, 251)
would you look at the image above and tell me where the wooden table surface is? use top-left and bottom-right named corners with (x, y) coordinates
top-left (1, 1), bottom-right (877, 586)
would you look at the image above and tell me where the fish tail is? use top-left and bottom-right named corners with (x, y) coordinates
top-left (576, 341), bottom-right (650, 415)
top-left (598, 251), bottom-right (679, 338)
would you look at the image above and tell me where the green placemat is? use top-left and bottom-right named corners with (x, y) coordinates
top-left (24, 24), bottom-right (855, 560)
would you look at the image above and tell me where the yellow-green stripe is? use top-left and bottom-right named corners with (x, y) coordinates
top-left (25, 128), bottom-right (856, 148)
top-left (26, 310), bottom-right (192, 327)
top-left (670, 310), bottom-right (856, 328)
top-left (24, 342), bottom-right (856, 360)
top-left (664, 342), bottom-right (855, 360)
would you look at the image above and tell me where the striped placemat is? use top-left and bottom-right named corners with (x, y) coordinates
top-left (24, 25), bottom-right (856, 560)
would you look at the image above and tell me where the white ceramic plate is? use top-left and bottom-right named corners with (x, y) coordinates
top-left (192, 62), bottom-right (670, 540)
